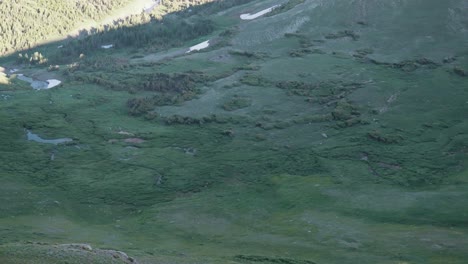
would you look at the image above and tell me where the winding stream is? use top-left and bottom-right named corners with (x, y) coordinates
top-left (26, 130), bottom-right (73, 145)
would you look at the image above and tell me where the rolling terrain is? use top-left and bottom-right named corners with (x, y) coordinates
top-left (1, 0), bottom-right (468, 263)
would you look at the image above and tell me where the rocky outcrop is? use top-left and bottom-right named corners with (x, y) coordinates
top-left (0, 242), bottom-right (138, 264)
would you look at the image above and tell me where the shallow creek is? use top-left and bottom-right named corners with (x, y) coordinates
top-left (26, 130), bottom-right (72, 145)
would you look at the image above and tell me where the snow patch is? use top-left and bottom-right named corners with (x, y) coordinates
top-left (186, 40), bottom-right (210, 53)
top-left (240, 5), bottom-right (280, 20)
top-left (101, 44), bottom-right (114, 49)
top-left (46, 79), bottom-right (61, 89)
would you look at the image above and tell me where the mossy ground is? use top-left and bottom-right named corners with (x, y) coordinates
top-left (1, 0), bottom-right (468, 263)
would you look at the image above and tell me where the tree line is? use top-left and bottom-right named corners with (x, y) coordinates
top-left (0, 0), bottom-right (129, 55)
top-left (1, 0), bottom-right (257, 59)
top-left (51, 14), bottom-right (214, 63)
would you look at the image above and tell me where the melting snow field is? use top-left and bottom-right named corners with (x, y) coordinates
top-left (17, 75), bottom-right (61, 90)
top-left (186, 40), bottom-right (210, 53)
top-left (240, 5), bottom-right (280, 20)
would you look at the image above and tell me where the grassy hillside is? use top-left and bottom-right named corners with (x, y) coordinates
top-left (0, 0), bottom-right (468, 263)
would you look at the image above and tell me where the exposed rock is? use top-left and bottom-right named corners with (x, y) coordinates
top-left (353, 48), bottom-right (374, 58)
top-left (453, 67), bottom-right (467, 77)
top-left (0, 242), bottom-right (140, 263)
top-left (117, 130), bottom-right (134, 136)
top-left (234, 255), bottom-right (317, 264)
top-left (222, 129), bottom-right (235, 137)
top-left (443, 56), bottom-right (456, 64)
top-left (289, 48), bottom-right (312, 57)
top-left (124, 138), bottom-right (145, 144)
top-left (366, 57), bottom-right (440, 72)
top-left (325, 30), bottom-right (360, 41)
top-left (58, 243), bottom-right (93, 251)
top-left (367, 130), bottom-right (402, 144)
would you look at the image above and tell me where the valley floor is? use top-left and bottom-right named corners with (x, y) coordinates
top-left (1, 0), bottom-right (468, 263)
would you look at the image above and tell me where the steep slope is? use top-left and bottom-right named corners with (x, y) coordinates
top-left (0, 0), bottom-right (218, 56)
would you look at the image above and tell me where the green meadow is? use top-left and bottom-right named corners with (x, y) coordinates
top-left (1, 0), bottom-right (467, 263)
